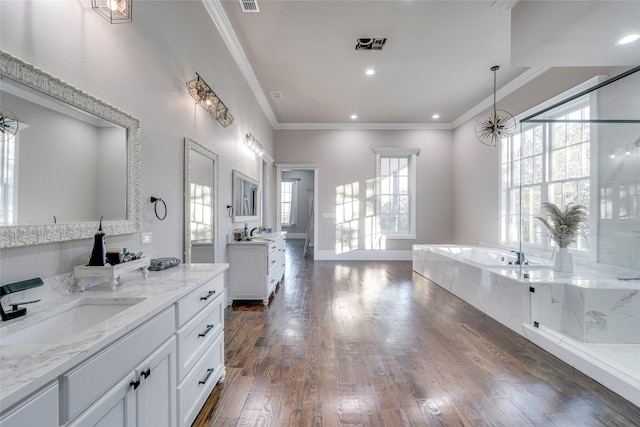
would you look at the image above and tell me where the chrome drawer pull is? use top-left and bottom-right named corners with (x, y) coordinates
top-left (200, 290), bottom-right (216, 301)
top-left (198, 324), bottom-right (215, 338)
top-left (198, 368), bottom-right (215, 385)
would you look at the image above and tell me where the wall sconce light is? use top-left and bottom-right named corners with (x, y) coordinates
top-left (92, 0), bottom-right (132, 23)
top-left (245, 133), bottom-right (264, 156)
top-left (186, 73), bottom-right (234, 128)
top-left (609, 139), bottom-right (640, 160)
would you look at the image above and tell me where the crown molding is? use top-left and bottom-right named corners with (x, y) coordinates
top-left (274, 122), bottom-right (454, 130)
top-left (201, 0), bottom-right (278, 128)
top-left (451, 66), bottom-right (551, 128)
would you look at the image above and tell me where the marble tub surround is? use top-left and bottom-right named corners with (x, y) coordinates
top-left (529, 271), bottom-right (640, 344)
top-left (412, 245), bottom-right (530, 334)
top-left (0, 263), bottom-right (228, 411)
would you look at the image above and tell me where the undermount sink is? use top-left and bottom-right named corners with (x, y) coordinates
top-left (0, 298), bottom-right (145, 346)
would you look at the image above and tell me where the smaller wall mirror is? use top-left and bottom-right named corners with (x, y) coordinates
top-left (184, 138), bottom-right (219, 263)
top-left (232, 169), bottom-right (259, 223)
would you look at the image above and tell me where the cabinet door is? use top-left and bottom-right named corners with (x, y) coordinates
top-left (0, 382), bottom-right (58, 427)
top-left (135, 336), bottom-right (176, 427)
top-left (67, 375), bottom-right (135, 427)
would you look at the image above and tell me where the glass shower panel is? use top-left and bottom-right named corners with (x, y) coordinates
top-left (521, 66), bottom-right (640, 351)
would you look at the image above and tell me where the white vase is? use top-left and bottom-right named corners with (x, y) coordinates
top-left (554, 247), bottom-right (573, 273)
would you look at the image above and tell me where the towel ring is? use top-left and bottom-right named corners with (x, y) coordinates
top-left (150, 196), bottom-right (167, 221)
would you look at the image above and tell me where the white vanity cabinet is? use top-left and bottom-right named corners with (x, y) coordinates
top-left (0, 265), bottom-right (228, 427)
top-left (227, 233), bottom-right (286, 306)
top-left (0, 382), bottom-right (58, 427)
top-left (175, 272), bottom-right (225, 426)
top-left (63, 306), bottom-right (176, 426)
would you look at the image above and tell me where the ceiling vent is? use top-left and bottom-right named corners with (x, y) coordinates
top-left (271, 91), bottom-right (283, 100)
top-left (240, 0), bottom-right (259, 13)
top-left (355, 38), bottom-right (387, 50)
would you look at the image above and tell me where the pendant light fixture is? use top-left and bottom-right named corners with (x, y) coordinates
top-left (0, 110), bottom-right (19, 136)
top-left (475, 65), bottom-right (515, 146)
top-left (92, 0), bottom-right (132, 24)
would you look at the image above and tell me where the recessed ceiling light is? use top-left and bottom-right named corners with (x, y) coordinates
top-left (617, 34), bottom-right (640, 45)
top-left (432, 114), bottom-right (440, 119)
top-left (350, 114), bottom-right (358, 119)
top-left (365, 68), bottom-right (375, 76)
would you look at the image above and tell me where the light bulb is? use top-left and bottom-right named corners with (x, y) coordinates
top-left (617, 34), bottom-right (640, 45)
top-left (610, 152), bottom-right (616, 159)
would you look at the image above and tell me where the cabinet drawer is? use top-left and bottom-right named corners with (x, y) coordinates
top-left (176, 294), bottom-right (223, 381)
top-left (177, 332), bottom-right (224, 427)
top-left (61, 306), bottom-right (175, 423)
top-left (0, 382), bottom-right (58, 427)
top-left (176, 274), bottom-right (224, 328)
top-left (267, 253), bottom-right (278, 275)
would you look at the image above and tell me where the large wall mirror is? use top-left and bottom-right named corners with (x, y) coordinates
top-left (184, 138), bottom-right (219, 263)
top-left (0, 51), bottom-right (141, 248)
top-left (232, 169), bottom-right (259, 223)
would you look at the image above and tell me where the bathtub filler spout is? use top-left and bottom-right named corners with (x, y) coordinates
top-left (510, 250), bottom-right (526, 265)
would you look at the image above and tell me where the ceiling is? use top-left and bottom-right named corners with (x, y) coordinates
top-left (204, 0), bottom-right (640, 129)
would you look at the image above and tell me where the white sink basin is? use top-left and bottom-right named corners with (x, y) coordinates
top-left (0, 298), bottom-right (145, 345)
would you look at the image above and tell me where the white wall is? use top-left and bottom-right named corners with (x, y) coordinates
top-left (275, 129), bottom-right (454, 257)
top-left (451, 66), bottom-right (624, 246)
top-left (0, 0), bottom-right (273, 283)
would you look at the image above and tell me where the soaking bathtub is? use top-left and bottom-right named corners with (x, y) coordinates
top-left (431, 245), bottom-right (551, 269)
top-left (412, 244), bottom-right (640, 407)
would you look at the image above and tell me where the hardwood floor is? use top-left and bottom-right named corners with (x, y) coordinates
top-left (208, 240), bottom-right (640, 426)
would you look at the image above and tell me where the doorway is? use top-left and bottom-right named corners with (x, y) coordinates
top-left (276, 164), bottom-right (318, 257)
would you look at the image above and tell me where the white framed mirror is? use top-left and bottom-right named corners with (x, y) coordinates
top-left (184, 138), bottom-right (219, 263)
top-left (0, 51), bottom-right (141, 248)
top-left (232, 169), bottom-right (259, 223)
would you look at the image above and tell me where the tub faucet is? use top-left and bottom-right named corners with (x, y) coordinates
top-left (0, 278), bottom-right (43, 321)
top-left (511, 250), bottom-right (526, 265)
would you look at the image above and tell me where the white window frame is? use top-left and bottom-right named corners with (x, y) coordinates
top-left (373, 147), bottom-right (420, 239)
top-left (500, 76), bottom-right (603, 259)
top-left (280, 179), bottom-right (297, 227)
top-left (0, 127), bottom-right (22, 226)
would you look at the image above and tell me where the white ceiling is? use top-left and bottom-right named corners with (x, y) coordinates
top-left (204, 0), bottom-right (640, 129)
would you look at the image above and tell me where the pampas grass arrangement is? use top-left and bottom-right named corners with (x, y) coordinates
top-left (536, 202), bottom-right (588, 248)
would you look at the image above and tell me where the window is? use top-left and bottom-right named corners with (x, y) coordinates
top-left (190, 182), bottom-right (213, 242)
top-left (501, 99), bottom-right (592, 253)
top-left (280, 179), bottom-right (297, 226)
top-left (373, 148), bottom-right (420, 239)
top-left (0, 131), bottom-right (17, 225)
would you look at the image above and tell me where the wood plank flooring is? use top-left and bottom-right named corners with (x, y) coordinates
top-left (208, 240), bottom-right (640, 426)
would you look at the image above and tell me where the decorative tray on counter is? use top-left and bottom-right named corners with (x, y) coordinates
top-left (74, 257), bottom-right (150, 291)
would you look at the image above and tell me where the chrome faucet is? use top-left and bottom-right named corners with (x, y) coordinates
top-left (510, 250), bottom-right (526, 265)
top-left (0, 278), bottom-right (43, 321)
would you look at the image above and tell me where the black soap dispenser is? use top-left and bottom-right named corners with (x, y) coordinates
top-left (88, 217), bottom-right (107, 266)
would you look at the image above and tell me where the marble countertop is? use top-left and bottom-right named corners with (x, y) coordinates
top-left (227, 231), bottom-right (286, 245)
top-left (0, 263), bottom-right (228, 411)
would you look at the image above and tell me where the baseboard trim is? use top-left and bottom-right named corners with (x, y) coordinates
top-left (314, 249), bottom-right (412, 261)
top-left (284, 233), bottom-right (307, 239)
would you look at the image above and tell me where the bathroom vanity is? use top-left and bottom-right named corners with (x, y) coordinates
top-left (227, 232), bottom-right (286, 306)
top-left (0, 263), bottom-right (227, 427)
